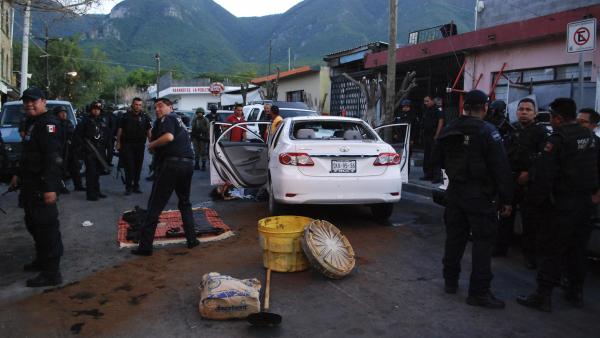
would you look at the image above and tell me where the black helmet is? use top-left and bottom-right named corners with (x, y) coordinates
top-left (52, 105), bottom-right (68, 115)
top-left (209, 105), bottom-right (217, 112)
top-left (489, 100), bottom-right (506, 115)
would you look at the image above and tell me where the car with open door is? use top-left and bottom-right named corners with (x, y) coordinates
top-left (210, 116), bottom-right (410, 220)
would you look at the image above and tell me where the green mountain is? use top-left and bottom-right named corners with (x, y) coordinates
top-left (20, 0), bottom-right (474, 74)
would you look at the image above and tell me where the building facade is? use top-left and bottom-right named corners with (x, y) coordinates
top-left (0, 0), bottom-right (15, 105)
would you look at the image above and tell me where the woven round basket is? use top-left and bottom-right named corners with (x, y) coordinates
top-left (301, 220), bottom-right (355, 279)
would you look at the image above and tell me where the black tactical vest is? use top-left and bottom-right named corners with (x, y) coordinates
top-left (554, 124), bottom-right (598, 193)
top-left (122, 112), bottom-right (148, 142)
top-left (438, 118), bottom-right (492, 189)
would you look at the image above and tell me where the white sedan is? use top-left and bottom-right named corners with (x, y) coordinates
top-left (210, 116), bottom-right (410, 220)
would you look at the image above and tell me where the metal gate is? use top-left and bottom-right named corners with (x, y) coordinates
top-left (330, 75), bottom-right (367, 118)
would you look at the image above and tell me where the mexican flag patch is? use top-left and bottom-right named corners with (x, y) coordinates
top-left (47, 124), bottom-right (56, 133)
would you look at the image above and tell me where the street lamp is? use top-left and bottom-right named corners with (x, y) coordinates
top-left (65, 71), bottom-right (77, 101)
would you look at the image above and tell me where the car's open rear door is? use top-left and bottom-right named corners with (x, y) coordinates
top-left (374, 123), bottom-right (411, 183)
top-left (209, 121), bottom-right (270, 188)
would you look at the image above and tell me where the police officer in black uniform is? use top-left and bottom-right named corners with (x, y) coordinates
top-left (485, 100), bottom-right (513, 139)
top-left (116, 97), bottom-right (152, 195)
top-left (12, 87), bottom-right (64, 287)
top-left (131, 98), bottom-right (199, 256)
top-left (493, 98), bottom-right (549, 268)
top-left (517, 98), bottom-right (598, 312)
top-left (103, 102), bottom-right (118, 167)
top-left (422, 95), bottom-right (444, 183)
top-left (53, 105), bottom-right (85, 192)
top-left (435, 90), bottom-right (513, 309)
top-left (76, 101), bottom-right (109, 201)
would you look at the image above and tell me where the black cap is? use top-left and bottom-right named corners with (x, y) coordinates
top-left (209, 104), bottom-right (217, 112)
top-left (154, 97), bottom-right (173, 106)
top-left (464, 90), bottom-right (489, 106)
top-left (21, 87), bottom-right (45, 101)
top-left (549, 98), bottom-right (577, 120)
top-left (52, 105), bottom-right (68, 115)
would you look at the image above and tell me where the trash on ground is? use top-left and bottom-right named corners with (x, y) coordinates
top-left (82, 220), bottom-right (93, 227)
top-left (258, 216), bottom-right (313, 272)
top-left (301, 219), bottom-right (356, 279)
top-left (199, 272), bottom-right (261, 320)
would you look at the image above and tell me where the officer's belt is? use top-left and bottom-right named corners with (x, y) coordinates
top-left (164, 156), bottom-right (194, 163)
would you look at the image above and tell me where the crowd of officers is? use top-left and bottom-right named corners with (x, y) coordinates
top-left (9, 86), bottom-right (207, 287)
top-left (435, 89), bottom-right (599, 312)
top-left (8, 85), bottom-right (598, 314)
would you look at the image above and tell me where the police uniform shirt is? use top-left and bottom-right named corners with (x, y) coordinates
top-left (423, 106), bottom-right (444, 136)
top-left (119, 111), bottom-right (152, 143)
top-left (77, 115), bottom-right (106, 145)
top-left (505, 122), bottom-right (549, 173)
top-left (20, 112), bottom-right (63, 192)
top-left (531, 122), bottom-right (598, 199)
top-left (151, 113), bottom-right (194, 160)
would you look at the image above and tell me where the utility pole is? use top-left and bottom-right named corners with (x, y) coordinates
top-left (44, 26), bottom-right (50, 95)
top-left (288, 47), bottom-right (291, 71)
top-left (20, 0), bottom-right (31, 94)
top-left (384, 0), bottom-right (398, 127)
top-left (268, 39), bottom-right (272, 76)
top-left (155, 53), bottom-right (160, 99)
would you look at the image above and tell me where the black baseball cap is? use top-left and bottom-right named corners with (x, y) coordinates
top-left (154, 97), bottom-right (173, 106)
top-left (21, 87), bottom-right (45, 101)
top-left (52, 105), bottom-right (68, 115)
top-left (464, 90), bottom-right (489, 105)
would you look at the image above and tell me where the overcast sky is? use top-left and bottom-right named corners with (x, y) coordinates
top-left (89, 0), bottom-right (303, 17)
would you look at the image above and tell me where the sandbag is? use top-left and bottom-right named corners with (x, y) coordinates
top-left (199, 272), bottom-right (261, 320)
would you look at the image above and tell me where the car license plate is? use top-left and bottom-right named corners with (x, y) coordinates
top-left (331, 160), bottom-right (356, 173)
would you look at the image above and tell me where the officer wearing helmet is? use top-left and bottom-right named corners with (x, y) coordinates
top-left (76, 100), bottom-right (109, 201)
top-left (485, 100), bottom-right (512, 138)
top-left (435, 89), bottom-right (513, 309)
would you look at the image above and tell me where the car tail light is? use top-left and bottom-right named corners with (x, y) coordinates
top-left (278, 152), bottom-right (315, 166)
top-left (373, 152), bottom-right (401, 166)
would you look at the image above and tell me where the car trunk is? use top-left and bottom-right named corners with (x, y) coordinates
top-left (293, 141), bottom-right (388, 177)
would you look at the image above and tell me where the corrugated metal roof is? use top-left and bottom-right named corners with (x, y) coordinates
top-left (251, 66), bottom-right (320, 85)
top-left (324, 41), bottom-right (388, 59)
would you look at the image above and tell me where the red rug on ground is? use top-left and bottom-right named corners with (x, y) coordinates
top-left (117, 207), bottom-right (233, 248)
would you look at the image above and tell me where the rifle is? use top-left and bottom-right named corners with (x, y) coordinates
top-left (83, 138), bottom-right (111, 173)
top-left (0, 184), bottom-right (19, 214)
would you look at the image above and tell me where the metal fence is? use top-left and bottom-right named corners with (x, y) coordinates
top-left (330, 75), bottom-right (367, 118)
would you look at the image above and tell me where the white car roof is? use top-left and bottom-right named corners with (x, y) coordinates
top-left (4, 100), bottom-right (73, 105)
top-left (287, 115), bottom-right (364, 122)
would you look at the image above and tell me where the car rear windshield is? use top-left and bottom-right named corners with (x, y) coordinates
top-left (1, 103), bottom-right (75, 127)
top-left (291, 120), bottom-right (378, 141)
top-left (280, 109), bottom-right (318, 119)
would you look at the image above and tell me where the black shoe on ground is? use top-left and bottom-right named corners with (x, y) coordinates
top-left (23, 260), bottom-right (42, 272)
top-left (98, 193), bottom-right (107, 198)
top-left (491, 247), bottom-right (507, 257)
top-left (564, 290), bottom-right (583, 308)
top-left (125, 189), bottom-right (132, 196)
top-left (187, 239), bottom-right (200, 249)
top-left (131, 248), bottom-right (152, 256)
top-left (60, 187), bottom-right (70, 194)
top-left (194, 163), bottom-right (200, 170)
top-left (74, 186), bottom-right (86, 192)
top-left (87, 196), bottom-right (99, 201)
top-left (466, 291), bottom-right (505, 309)
top-left (445, 284), bottom-right (458, 294)
top-left (133, 188), bottom-right (142, 194)
top-left (516, 293), bottom-right (552, 312)
top-left (26, 272), bottom-right (62, 288)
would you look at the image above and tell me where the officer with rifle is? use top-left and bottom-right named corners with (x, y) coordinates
top-left (76, 100), bottom-right (110, 201)
top-left (53, 105), bottom-right (85, 193)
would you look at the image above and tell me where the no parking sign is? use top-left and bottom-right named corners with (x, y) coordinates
top-left (567, 18), bottom-right (596, 53)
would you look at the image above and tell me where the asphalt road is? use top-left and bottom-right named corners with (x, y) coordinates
top-left (0, 162), bottom-right (599, 337)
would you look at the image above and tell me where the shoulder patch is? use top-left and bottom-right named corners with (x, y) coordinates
top-left (543, 142), bottom-right (554, 153)
top-left (491, 130), bottom-right (501, 141)
top-left (46, 124), bottom-right (57, 134)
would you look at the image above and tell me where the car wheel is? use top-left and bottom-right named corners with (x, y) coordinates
top-left (268, 182), bottom-right (284, 216)
top-left (370, 203), bottom-right (394, 221)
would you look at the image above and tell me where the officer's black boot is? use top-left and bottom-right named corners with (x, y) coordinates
top-left (516, 287), bottom-right (552, 312)
top-left (466, 291), bottom-right (506, 309)
top-left (444, 280), bottom-right (458, 294)
top-left (26, 272), bottom-right (62, 288)
top-left (201, 160), bottom-right (206, 171)
top-left (194, 160), bottom-right (200, 170)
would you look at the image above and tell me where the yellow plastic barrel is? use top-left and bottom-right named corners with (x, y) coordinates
top-left (258, 216), bottom-right (313, 272)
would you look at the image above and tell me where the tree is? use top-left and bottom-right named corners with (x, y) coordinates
top-left (342, 73), bottom-right (382, 126)
top-left (13, 1), bottom-right (105, 15)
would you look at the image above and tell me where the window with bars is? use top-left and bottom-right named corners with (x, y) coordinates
top-left (493, 63), bottom-right (592, 86)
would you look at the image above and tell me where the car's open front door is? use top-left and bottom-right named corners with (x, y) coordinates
top-left (209, 121), bottom-right (271, 188)
top-left (374, 123), bottom-right (411, 183)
